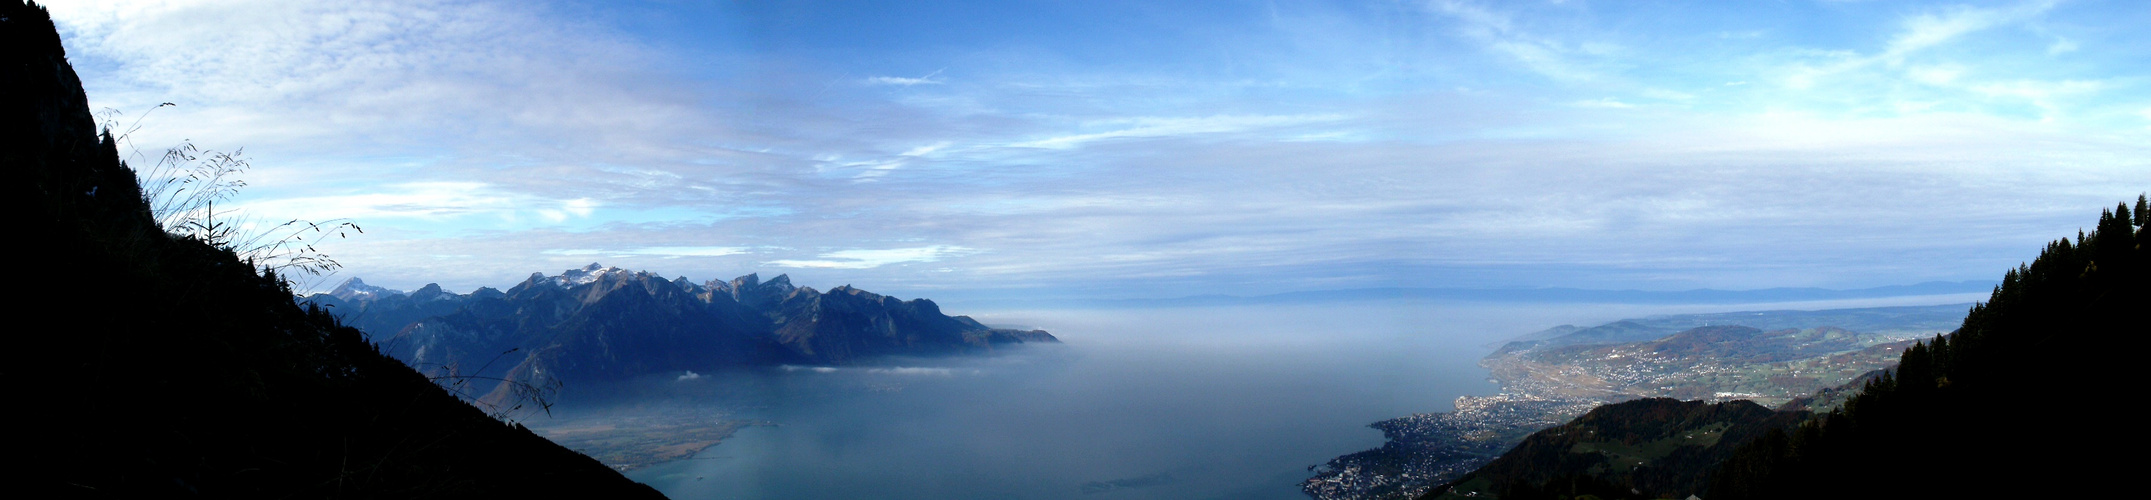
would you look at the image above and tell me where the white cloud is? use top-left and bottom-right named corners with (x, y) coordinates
top-left (867, 367), bottom-right (959, 376)
top-left (543, 246), bottom-right (750, 258)
top-left (1011, 114), bottom-right (1343, 149)
top-left (1429, 0), bottom-right (1600, 81)
top-left (767, 246), bottom-right (974, 269)
top-left (901, 142), bottom-right (952, 156)
top-left (46, 0), bottom-right (702, 184)
top-left (1783, 1), bottom-right (2056, 89)
top-left (865, 69), bottom-right (946, 86)
top-left (236, 182), bottom-right (534, 220)
top-left (1885, 1), bottom-right (2054, 61)
top-left (563, 198), bottom-right (598, 217)
top-left (865, 76), bottom-right (943, 86)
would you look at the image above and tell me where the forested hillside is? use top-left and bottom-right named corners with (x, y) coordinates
top-left (2, 1), bottom-right (663, 497)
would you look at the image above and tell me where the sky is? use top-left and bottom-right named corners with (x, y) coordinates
top-left (42, 0), bottom-right (2151, 299)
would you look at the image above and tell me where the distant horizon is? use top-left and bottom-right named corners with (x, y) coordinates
top-left (313, 263), bottom-right (1995, 310)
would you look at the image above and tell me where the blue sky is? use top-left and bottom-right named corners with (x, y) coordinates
top-left (45, 0), bottom-right (2151, 298)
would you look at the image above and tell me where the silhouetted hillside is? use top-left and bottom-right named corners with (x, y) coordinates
top-left (2, 2), bottom-right (662, 497)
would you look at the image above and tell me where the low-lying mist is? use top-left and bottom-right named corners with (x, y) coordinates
top-left (534, 297), bottom-right (1968, 499)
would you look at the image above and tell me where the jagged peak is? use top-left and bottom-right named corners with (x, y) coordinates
top-left (829, 284), bottom-right (884, 301)
top-left (547, 263), bottom-right (629, 288)
top-left (329, 277), bottom-right (404, 301)
top-left (410, 283), bottom-right (453, 301)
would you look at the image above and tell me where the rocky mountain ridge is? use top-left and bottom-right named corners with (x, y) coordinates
top-left (306, 264), bottom-right (1057, 404)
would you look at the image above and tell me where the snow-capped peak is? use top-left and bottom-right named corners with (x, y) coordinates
top-left (547, 263), bottom-right (630, 287)
top-left (329, 277), bottom-right (404, 301)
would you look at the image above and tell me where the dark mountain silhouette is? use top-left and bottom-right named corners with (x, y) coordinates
top-left (3, 2), bottom-right (661, 496)
top-left (312, 264), bottom-right (1057, 404)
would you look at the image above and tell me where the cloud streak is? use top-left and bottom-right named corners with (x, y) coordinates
top-left (768, 246), bottom-right (975, 270)
top-left (1785, 0), bottom-right (2059, 89)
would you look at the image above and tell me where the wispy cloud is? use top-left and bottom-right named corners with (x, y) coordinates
top-left (1968, 79), bottom-right (2107, 119)
top-left (1429, 0), bottom-right (1602, 81)
top-left (767, 246), bottom-right (974, 270)
top-left (1010, 114), bottom-right (1345, 149)
top-left (865, 69), bottom-right (946, 86)
top-left (1884, 2), bottom-right (2055, 60)
top-left (1785, 1), bottom-right (2057, 89)
top-left (544, 246), bottom-right (750, 258)
top-left (235, 182), bottom-right (597, 225)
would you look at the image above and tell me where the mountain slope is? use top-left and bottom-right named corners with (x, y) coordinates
top-left (2, 2), bottom-right (661, 496)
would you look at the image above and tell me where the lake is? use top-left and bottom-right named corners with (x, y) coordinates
top-left (596, 297), bottom-right (1959, 499)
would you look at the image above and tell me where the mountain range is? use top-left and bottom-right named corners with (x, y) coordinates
top-left (305, 264), bottom-right (1057, 404)
top-left (1498, 303), bottom-right (1971, 350)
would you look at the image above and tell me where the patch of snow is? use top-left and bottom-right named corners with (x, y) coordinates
top-left (545, 262), bottom-right (630, 287)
